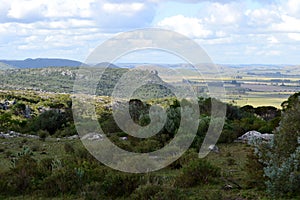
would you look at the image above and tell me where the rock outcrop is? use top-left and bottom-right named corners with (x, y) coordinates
top-left (237, 130), bottom-right (273, 143)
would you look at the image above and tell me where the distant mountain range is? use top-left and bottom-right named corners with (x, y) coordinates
top-left (0, 58), bottom-right (125, 69)
top-left (0, 58), bottom-right (295, 70)
top-left (0, 58), bottom-right (84, 69)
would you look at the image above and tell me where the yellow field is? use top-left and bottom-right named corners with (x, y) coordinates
top-left (225, 91), bottom-right (295, 108)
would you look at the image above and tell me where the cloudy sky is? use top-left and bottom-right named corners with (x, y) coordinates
top-left (0, 0), bottom-right (300, 64)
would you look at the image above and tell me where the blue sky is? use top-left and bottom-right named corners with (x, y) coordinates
top-left (0, 0), bottom-right (300, 64)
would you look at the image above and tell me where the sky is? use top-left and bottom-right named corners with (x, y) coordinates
top-left (0, 0), bottom-right (300, 64)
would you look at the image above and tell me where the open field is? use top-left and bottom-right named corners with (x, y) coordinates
top-left (157, 65), bottom-right (300, 108)
top-left (226, 92), bottom-right (295, 108)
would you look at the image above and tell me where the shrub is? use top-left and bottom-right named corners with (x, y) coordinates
top-left (0, 172), bottom-right (19, 196)
top-left (82, 181), bottom-right (103, 200)
top-left (41, 169), bottom-right (79, 197)
top-left (197, 189), bottom-right (223, 200)
top-left (38, 158), bottom-right (53, 176)
top-left (175, 159), bottom-right (220, 188)
top-left (31, 110), bottom-right (67, 135)
top-left (130, 184), bottom-right (163, 200)
top-left (38, 130), bottom-right (49, 141)
top-left (130, 184), bottom-right (183, 200)
top-left (5, 151), bottom-right (12, 158)
top-left (244, 149), bottom-right (265, 189)
top-left (31, 144), bottom-right (40, 152)
top-left (226, 158), bottom-right (236, 166)
top-left (218, 128), bottom-right (238, 143)
top-left (54, 124), bottom-right (77, 137)
top-left (9, 154), bottom-right (38, 194)
top-left (101, 172), bottom-right (142, 198)
top-left (21, 138), bottom-right (28, 144)
top-left (251, 93), bottom-right (300, 198)
top-left (64, 142), bottom-right (75, 154)
top-left (169, 149), bottom-right (198, 169)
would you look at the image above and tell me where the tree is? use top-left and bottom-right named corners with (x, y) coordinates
top-left (253, 92), bottom-right (300, 198)
top-left (0, 112), bottom-right (13, 131)
top-left (32, 110), bottom-right (67, 135)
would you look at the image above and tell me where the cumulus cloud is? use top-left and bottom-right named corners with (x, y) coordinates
top-left (7, 0), bottom-right (45, 20)
top-left (282, 0), bottom-right (300, 17)
top-left (0, 0), bottom-right (299, 63)
top-left (92, 1), bottom-right (156, 31)
top-left (271, 15), bottom-right (300, 32)
top-left (157, 15), bottom-right (212, 38)
top-left (102, 2), bottom-right (145, 15)
top-left (288, 33), bottom-right (300, 41)
top-left (147, 0), bottom-right (277, 4)
top-left (245, 7), bottom-right (281, 27)
top-left (202, 2), bottom-right (244, 26)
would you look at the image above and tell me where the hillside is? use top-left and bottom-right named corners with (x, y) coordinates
top-left (0, 88), bottom-right (291, 199)
top-left (0, 62), bottom-right (14, 70)
top-left (0, 67), bottom-right (174, 98)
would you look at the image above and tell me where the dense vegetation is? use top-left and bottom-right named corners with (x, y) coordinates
top-left (1, 89), bottom-right (298, 199)
top-left (250, 93), bottom-right (300, 198)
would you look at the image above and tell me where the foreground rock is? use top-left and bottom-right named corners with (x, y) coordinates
top-left (82, 133), bottom-right (104, 141)
top-left (237, 130), bottom-right (274, 143)
top-left (0, 131), bottom-right (39, 139)
top-left (208, 144), bottom-right (220, 153)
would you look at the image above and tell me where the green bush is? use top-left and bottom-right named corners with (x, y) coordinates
top-left (218, 128), bottom-right (238, 144)
top-left (244, 149), bottom-right (265, 189)
top-left (175, 159), bottom-right (220, 188)
top-left (38, 158), bottom-right (54, 176)
top-left (10, 155), bottom-right (38, 194)
top-left (169, 149), bottom-right (198, 169)
top-left (101, 172), bottom-right (143, 198)
top-left (41, 169), bottom-right (79, 197)
top-left (31, 110), bottom-right (67, 135)
top-left (251, 93), bottom-right (300, 198)
top-left (82, 181), bottom-right (103, 200)
top-left (130, 184), bottom-right (183, 200)
top-left (38, 130), bottom-right (49, 141)
top-left (64, 143), bottom-right (75, 154)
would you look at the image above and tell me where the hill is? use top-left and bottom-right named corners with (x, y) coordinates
top-left (0, 58), bottom-right (84, 68)
top-left (93, 62), bottom-right (119, 68)
top-left (0, 67), bottom-right (174, 98)
top-left (0, 62), bottom-right (15, 70)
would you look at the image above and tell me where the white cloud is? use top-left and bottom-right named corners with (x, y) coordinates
top-left (0, 0), bottom-right (156, 31)
top-left (288, 33), bottom-right (300, 41)
top-left (267, 36), bottom-right (279, 44)
top-left (271, 15), bottom-right (300, 32)
top-left (102, 3), bottom-right (145, 16)
top-left (282, 0), bottom-right (300, 17)
top-left (203, 2), bottom-right (243, 25)
top-left (0, 0), bottom-right (96, 23)
top-left (245, 8), bottom-right (280, 27)
top-left (7, 0), bottom-right (45, 22)
top-left (157, 15), bottom-right (212, 38)
top-left (44, 0), bottom-right (95, 18)
top-left (44, 19), bottom-right (96, 29)
top-left (0, 0), bottom-right (299, 64)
